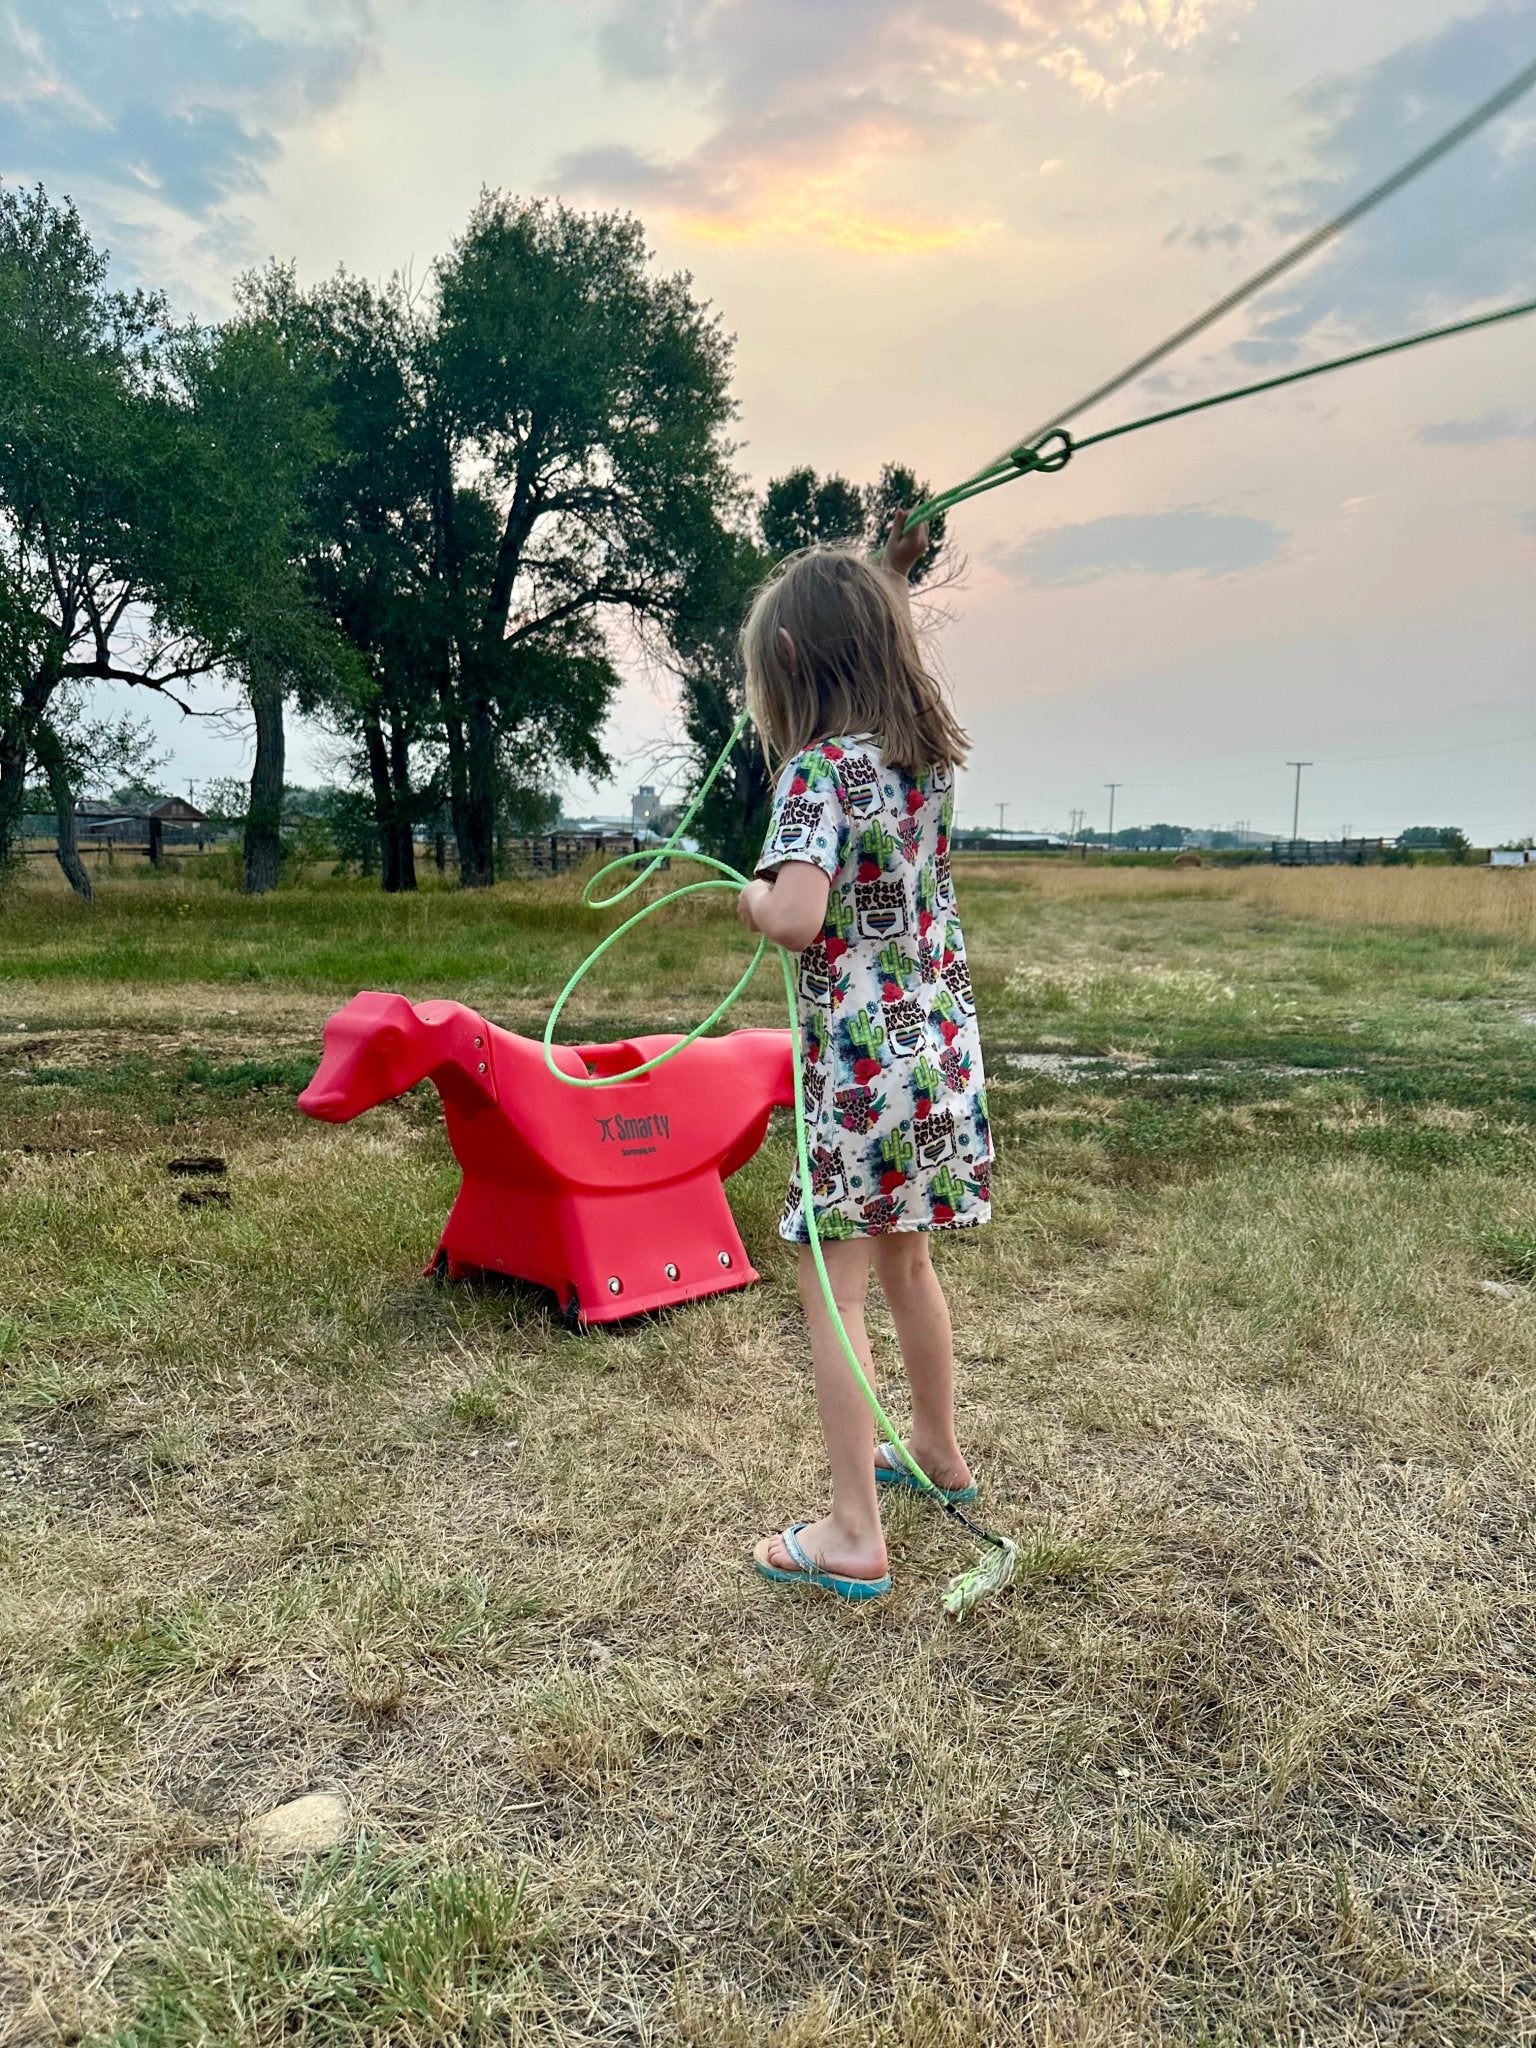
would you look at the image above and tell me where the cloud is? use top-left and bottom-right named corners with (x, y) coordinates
top-left (1417, 410), bottom-right (1536, 446)
top-left (560, 0), bottom-right (1247, 250)
top-left (1163, 218), bottom-right (1246, 250)
top-left (557, 91), bottom-right (990, 253)
top-left (995, 507), bottom-right (1285, 584)
top-left (1234, 3), bottom-right (1536, 362)
top-left (0, 0), bottom-right (373, 216)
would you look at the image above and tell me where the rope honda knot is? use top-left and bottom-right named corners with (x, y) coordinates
top-left (1007, 427), bottom-right (1074, 476)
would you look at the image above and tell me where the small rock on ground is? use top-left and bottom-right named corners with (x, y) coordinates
top-left (1479, 1279), bottom-right (1516, 1300)
top-left (248, 1791), bottom-right (350, 1856)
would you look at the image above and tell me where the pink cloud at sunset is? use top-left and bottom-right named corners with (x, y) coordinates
top-left (558, 0), bottom-right (1251, 249)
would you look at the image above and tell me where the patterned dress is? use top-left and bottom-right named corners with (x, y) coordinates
top-left (756, 735), bottom-right (992, 1242)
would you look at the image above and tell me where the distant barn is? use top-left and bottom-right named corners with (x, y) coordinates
top-left (74, 798), bottom-right (210, 862)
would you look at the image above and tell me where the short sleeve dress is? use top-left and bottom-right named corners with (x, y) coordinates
top-left (756, 735), bottom-right (992, 1242)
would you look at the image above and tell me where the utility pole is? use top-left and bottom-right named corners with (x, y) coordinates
top-left (1068, 806), bottom-right (1084, 844)
top-left (1104, 781), bottom-right (1120, 847)
top-left (1286, 761), bottom-right (1312, 843)
top-left (996, 802), bottom-right (1009, 833)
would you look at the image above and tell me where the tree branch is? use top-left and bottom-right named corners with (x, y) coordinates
top-left (59, 658), bottom-right (219, 716)
top-left (501, 582), bottom-right (652, 647)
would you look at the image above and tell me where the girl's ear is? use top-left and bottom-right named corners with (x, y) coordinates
top-left (776, 627), bottom-right (797, 673)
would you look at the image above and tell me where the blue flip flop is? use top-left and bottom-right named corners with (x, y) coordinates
top-left (874, 1441), bottom-right (978, 1503)
top-left (754, 1524), bottom-right (891, 1602)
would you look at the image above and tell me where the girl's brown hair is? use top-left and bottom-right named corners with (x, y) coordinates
top-left (740, 547), bottom-right (970, 775)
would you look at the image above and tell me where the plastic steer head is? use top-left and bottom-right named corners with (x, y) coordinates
top-left (297, 992), bottom-right (427, 1122)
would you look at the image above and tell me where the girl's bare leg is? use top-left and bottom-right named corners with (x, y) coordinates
top-left (755, 1240), bottom-right (888, 1580)
top-left (871, 1234), bottom-right (972, 1491)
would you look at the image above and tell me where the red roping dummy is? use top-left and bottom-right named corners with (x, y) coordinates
top-left (298, 993), bottom-right (793, 1325)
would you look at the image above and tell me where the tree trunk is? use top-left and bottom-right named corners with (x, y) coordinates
top-left (443, 705), bottom-right (473, 879)
top-left (460, 677), bottom-right (497, 889)
top-left (0, 669), bottom-right (55, 877)
top-left (361, 702), bottom-right (404, 892)
top-left (243, 654), bottom-right (286, 895)
top-left (387, 707), bottom-right (417, 893)
top-left (33, 720), bottom-right (92, 903)
top-left (0, 727), bottom-right (27, 878)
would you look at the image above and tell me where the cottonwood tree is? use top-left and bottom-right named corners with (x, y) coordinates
top-left (428, 196), bottom-right (737, 886)
top-left (0, 185), bottom-right (335, 899)
top-left (177, 306), bottom-right (350, 894)
top-left (245, 267), bottom-right (443, 892)
top-left (0, 185), bottom-right (198, 890)
top-left (252, 200), bottom-right (732, 892)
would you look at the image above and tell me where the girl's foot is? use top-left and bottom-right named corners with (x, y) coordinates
top-left (754, 1514), bottom-right (888, 1584)
top-left (874, 1440), bottom-right (976, 1501)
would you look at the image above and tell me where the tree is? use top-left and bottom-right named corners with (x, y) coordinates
top-left (1399, 824), bottom-right (1469, 855)
top-left (0, 184), bottom-right (187, 886)
top-left (244, 266), bottom-right (442, 893)
top-left (429, 196), bottom-right (738, 886)
top-left (0, 184), bottom-right (337, 899)
top-left (761, 462), bottom-right (947, 579)
top-left (248, 202), bottom-right (734, 891)
top-left (173, 305), bottom-right (350, 894)
top-left (677, 463), bottom-right (948, 872)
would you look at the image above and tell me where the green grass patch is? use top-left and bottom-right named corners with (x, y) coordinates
top-left (108, 1846), bottom-right (546, 2048)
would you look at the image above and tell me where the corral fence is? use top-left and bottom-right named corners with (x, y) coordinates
top-left (500, 833), bottom-right (642, 876)
top-left (19, 812), bottom-right (227, 865)
top-left (20, 817), bottom-right (644, 879)
top-left (1269, 838), bottom-right (1387, 867)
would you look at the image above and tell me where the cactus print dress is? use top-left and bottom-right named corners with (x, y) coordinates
top-left (756, 736), bottom-right (991, 1242)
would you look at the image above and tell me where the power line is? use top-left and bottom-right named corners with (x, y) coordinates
top-left (1076, 732), bottom-right (1532, 799)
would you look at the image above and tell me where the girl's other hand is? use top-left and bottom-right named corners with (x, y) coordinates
top-left (737, 878), bottom-right (772, 931)
top-left (883, 507), bottom-right (928, 582)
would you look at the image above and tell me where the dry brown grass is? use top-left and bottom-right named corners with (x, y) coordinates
top-left (965, 858), bottom-right (1536, 944)
top-left (2, 869), bottom-right (1535, 2045)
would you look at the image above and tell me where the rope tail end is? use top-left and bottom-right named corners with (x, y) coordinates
top-left (941, 1534), bottom-right (1017, 1619)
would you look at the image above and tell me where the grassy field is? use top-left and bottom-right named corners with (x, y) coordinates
top-left (2, 858), bottom-right (1534, 2047)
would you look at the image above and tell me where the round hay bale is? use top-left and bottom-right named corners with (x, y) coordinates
top-left (1172, 852), bottom-right (1203, 869)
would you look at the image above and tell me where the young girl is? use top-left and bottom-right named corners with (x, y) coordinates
top-left (736, 513), bottom-right (992, 1601)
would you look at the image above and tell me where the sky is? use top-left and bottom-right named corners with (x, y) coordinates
top-left (3, 0), bottom-right (1533, 840)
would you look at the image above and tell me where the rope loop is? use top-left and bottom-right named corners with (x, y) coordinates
top-left (1008, 427), bottom-right (1074, 476)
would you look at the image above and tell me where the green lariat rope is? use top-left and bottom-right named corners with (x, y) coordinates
top-left (903, 298), bottom-right (1536, 528)
top-left (537, 55), bottom-right (1536, 1620)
